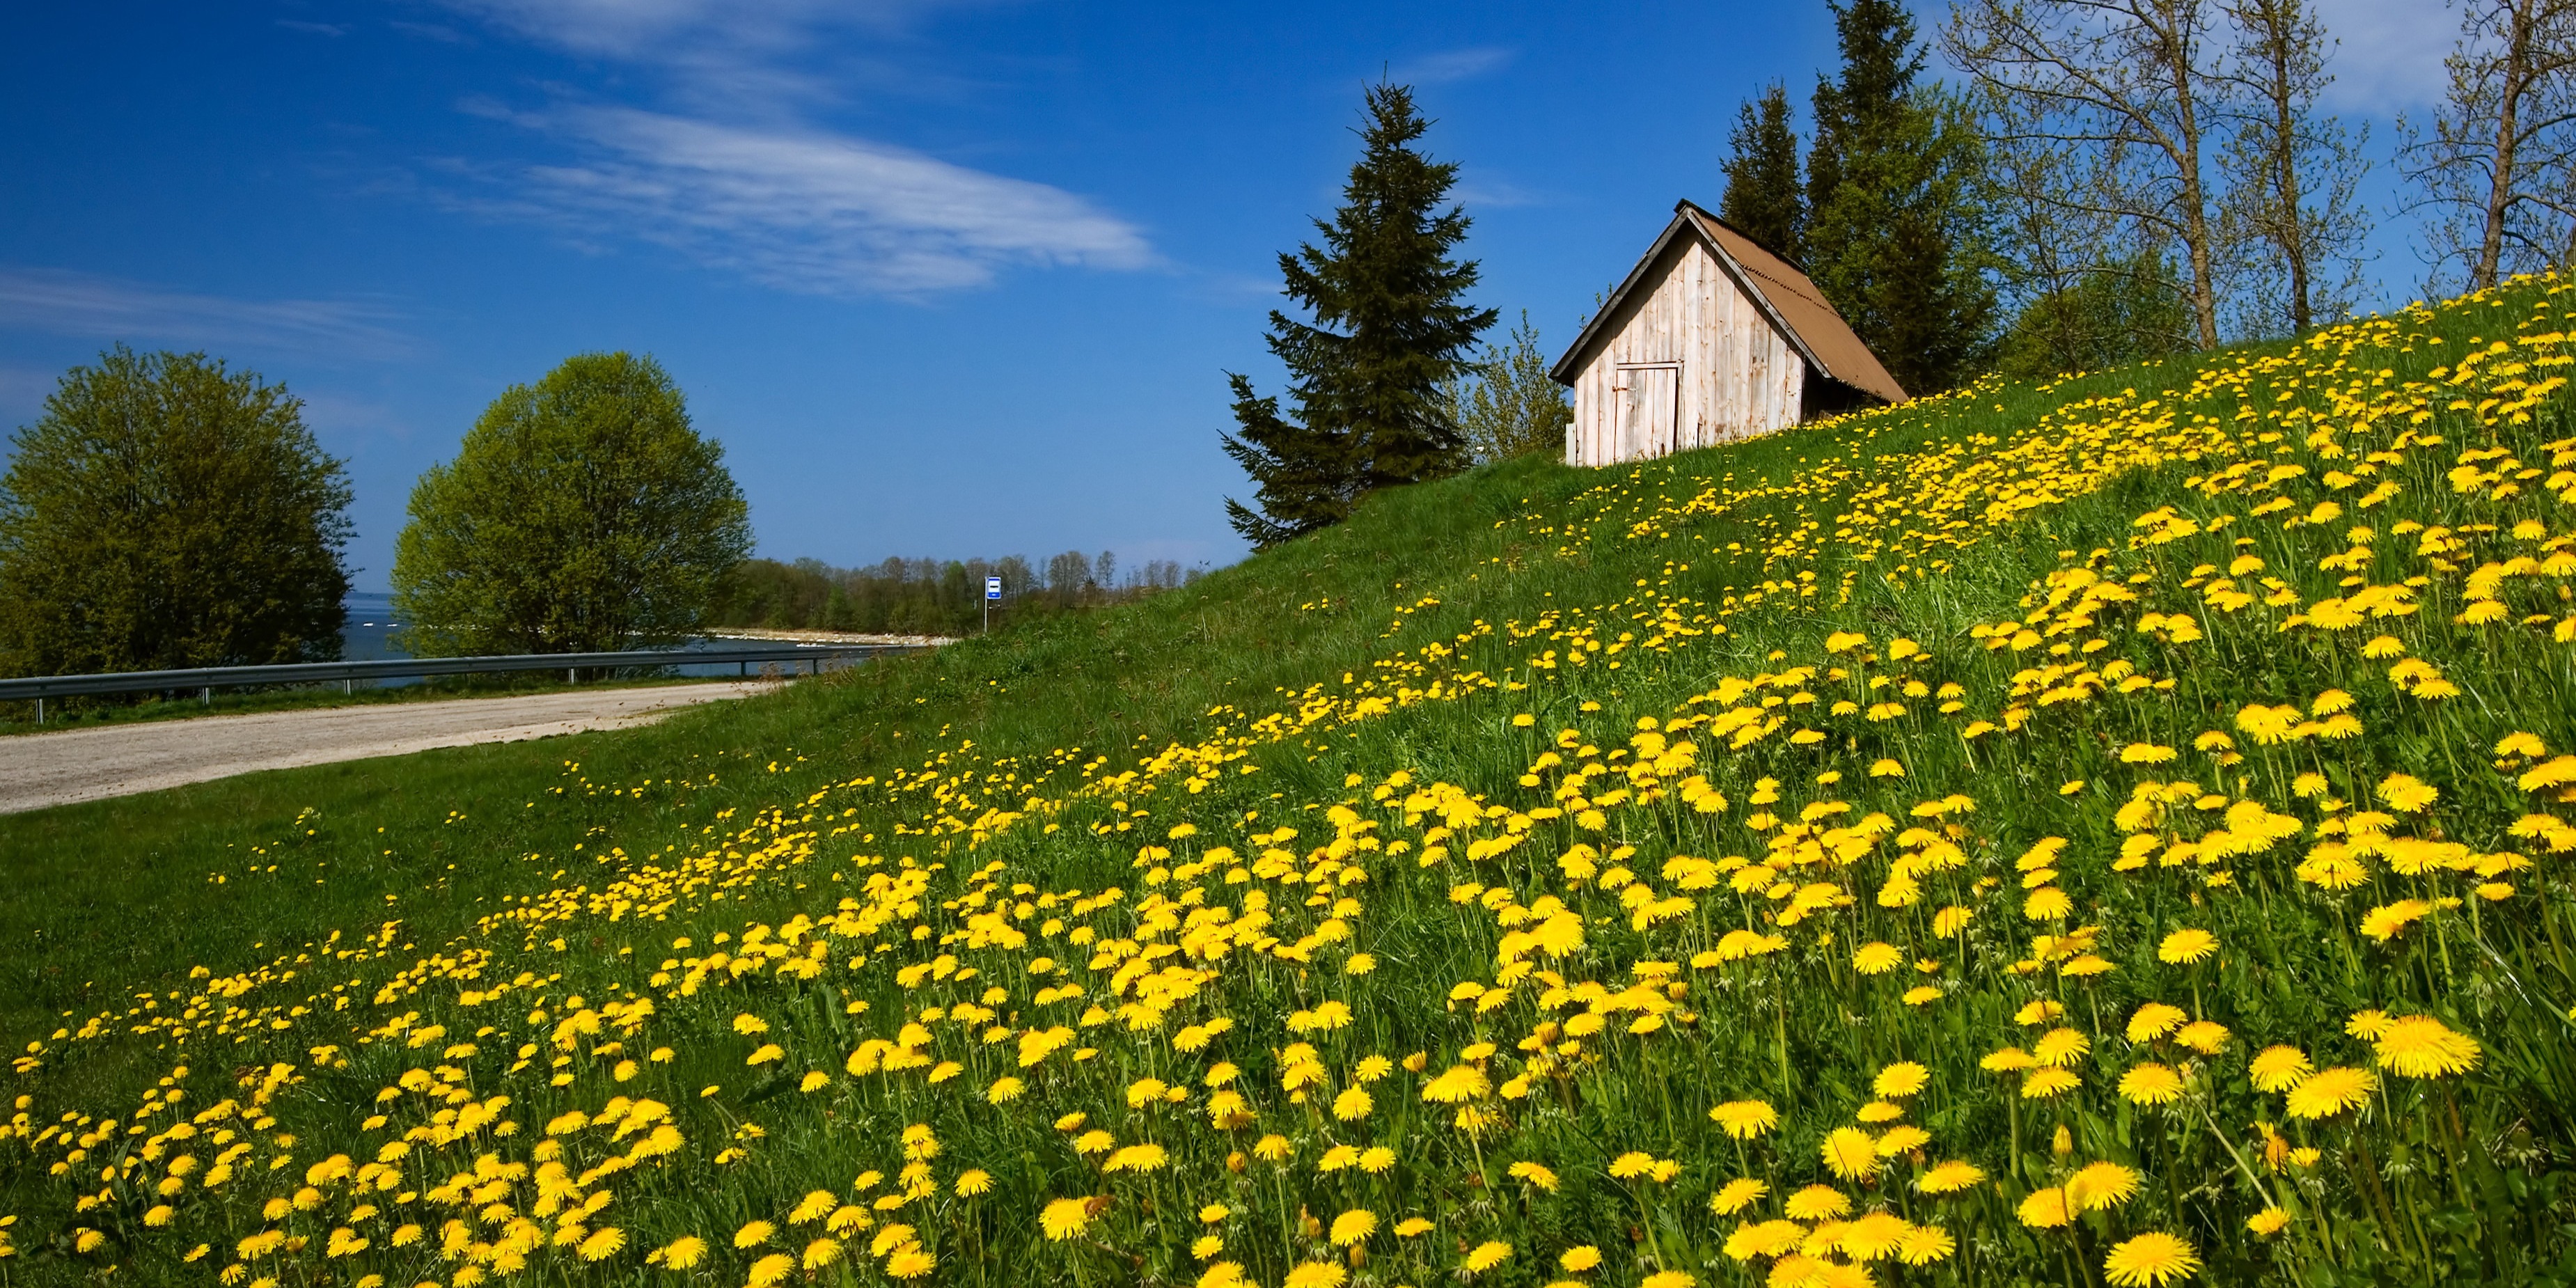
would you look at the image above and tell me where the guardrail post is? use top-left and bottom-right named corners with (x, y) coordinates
top-left (33, 698), bottom-right (41, 726)
top-left (201, 687), bottom-right (211, 707)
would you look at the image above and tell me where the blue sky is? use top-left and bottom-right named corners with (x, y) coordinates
top-left (0, 0), bottom-right (2449, 592)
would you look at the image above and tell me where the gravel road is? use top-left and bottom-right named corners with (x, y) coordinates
top-left (0, 682), bottom-right (777, 815)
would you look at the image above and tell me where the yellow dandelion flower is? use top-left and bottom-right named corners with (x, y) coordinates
top-left (2023, 1067), bottom-right (2082, 1098)
top-left (2103, 1231), bottom-right (2200, 1287)
top-left (2065, 1161), bottom-right (2140, 1212)
top-left (2032, 1027), bottom-right (2091, 1066)
top-left (1508, 1161), bottom-right (1561, 1191)
top-left (1395, 1217), bottom-right (1435, 1237)
top-left (2157, 929), bottom-right (2218, 964)
top-left (746, 1252), bottom-right (795, 1287)
top-left (1899, 1225), bottom-right (1956, 1266)
top-left (2248, 1046), bottom-right (2312, 1092)
top-left (735, 1220), bottom-right (775, 1249)
top-left (1821, 1127), bottom-right (1880, 1180)
top-left (2125, 1003), bottom-right (2188, 1043)
top-left (1711, 1177), bottom-right (1769, 1214)
top-left (886, 1247), bottom-right (936, 1279)
top-left (1711, 1099), bottom-right (1780, 1140)
top-left (1873, 1061), bottom-right (1929, 1099)
top-left (1104, 1143), bottom-right (1168, 1173)
top-left (2378, 773), bottom-right (2437, 813)
top-left (2174, 1020), bottom-right (2231, 1055)
top-left (1284, 1262), bottom-right (1347, 1288)
top-left (657, 1236), bottom-right (707, 1269)
top-left (2247, 1207), bottom-right (2291, 1236)
top-left (2284, 1067), bottom-right (2375, 1118)
top-left (1853, 942), bottom-right (1906, 974)
top-left (2346, 1009), bottom-right (2395, 1039)
top-left (1610, 1151), bottom-right (1658, 1179)
top-left (2119, 1063), bottom-right (2185, 1106)
top-left (801, 1237), bottom-right (842, 1270)
top-left (1464, 1241), bottom-right (1513, 1273)
top-left (1784, 1185), bottom-right (1852, 1220)
top-left (1916, 1161), bottom-right (1986, 1195)
top-left (1561, 1243), bottom-right (1603, 1273)
top-left (2373, 1015), bottom-right (2482, 1078)
top-left (1422, 1065), bottom-right (1491, 1103)
top-left (1876, 1124), bottom-right (1932, 1155)
top-left (1039, 1197), bottom-right (1094, 1241)
top-left (1328, 1209), bottom-right (1376, 1247)
top-left (2018, 1188), bottom-right (2071, 1229)
top-left (956, 1170), bottom-right (993, 1197)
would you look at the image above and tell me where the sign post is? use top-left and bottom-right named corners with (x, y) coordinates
top-left (984, 576), bottom-right (1003, 634)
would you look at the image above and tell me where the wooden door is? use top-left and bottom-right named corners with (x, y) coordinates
top-left (1615, 365), bottom-right (1679, 461)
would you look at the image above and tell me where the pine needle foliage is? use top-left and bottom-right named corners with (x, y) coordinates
top-left (1722, 83), bottom-right (1807, 264)
top-left (1805, 0), bottom-right (1997, 397)
top-left (1223, 82), bottom-right (1497, 548)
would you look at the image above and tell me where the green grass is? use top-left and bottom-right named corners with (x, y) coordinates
top-left (0, 352), bottom-right (2204, 1049)
top-left (6, 281), bottom-right (2575, 1286)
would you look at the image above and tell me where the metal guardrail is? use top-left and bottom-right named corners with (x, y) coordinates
top-left (1, 643), bottom-right (925, 717)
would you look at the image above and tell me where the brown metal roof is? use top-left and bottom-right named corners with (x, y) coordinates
top-left (1549, 200), bottom-right (1908, 407)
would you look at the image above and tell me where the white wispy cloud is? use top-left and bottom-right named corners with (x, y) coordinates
top-left (455, 104), bottom-right (1154, 294)
top-left (430, 0), bottom-right (939, 82)
top-left (0, 268), bottom-right (413, 360)
top-left (1393, 46), bottom-right (1515, 86)
top-left (419, 0), bottom-right (1152, 294)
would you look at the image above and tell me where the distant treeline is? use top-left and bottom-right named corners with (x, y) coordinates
top-left (709, 551), bottom-right (1200, 637)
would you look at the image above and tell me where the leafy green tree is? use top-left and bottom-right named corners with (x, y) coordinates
top-left (1223, 81), bottom-right (1497, 548)
top-left (1722, 83), bottom-right (1807, 261)
top-left (1995, 246), bottom-right (2196, 379)
top-left (1443, 311), bottom-right (1572, 462)
top-left (1805, 0), bottom-right (1997, 395)
top-left (0, 347), bottom-right (351, 677)
top-left (392, 352), bottom-right (751, 656)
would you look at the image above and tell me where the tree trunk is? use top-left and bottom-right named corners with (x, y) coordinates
top-left (2159, 0), bottom-right (2223, 349)
top-left (2478, 0), bottom-right (2540, 289)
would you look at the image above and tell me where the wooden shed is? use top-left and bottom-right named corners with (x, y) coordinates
top-left (1550, 200), bottom-right (1908, 468)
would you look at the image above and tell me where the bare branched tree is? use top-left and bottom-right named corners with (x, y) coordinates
top-left (2399, 0), bottom-right (2576, 293)
top-left (1944, 0), bottom-right (2233, 348)
top-left (2216, 0), bottom-right (2373, 334)
top-left (1981, 87), bottom-right (2194, 376)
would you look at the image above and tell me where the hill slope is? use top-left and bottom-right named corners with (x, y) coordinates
top-left (5, 278), bottom-right (2575, 1287)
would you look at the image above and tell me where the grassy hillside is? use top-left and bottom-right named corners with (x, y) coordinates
top-left (4, 276), bottom-right (2575, 1288)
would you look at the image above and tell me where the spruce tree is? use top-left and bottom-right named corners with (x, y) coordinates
top-left (1222, 82), bottom-right (1495, 548)
top-left (1804, 0), bottom-right (1995, 395)
top-left (1721, 84), bottom-right (1807, 261)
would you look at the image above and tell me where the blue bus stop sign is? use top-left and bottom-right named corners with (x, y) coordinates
top-left (985, 576), bottom-right (1003, 601)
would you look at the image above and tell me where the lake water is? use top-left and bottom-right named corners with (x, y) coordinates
top-left (340, 592), bottom-right (820, 684)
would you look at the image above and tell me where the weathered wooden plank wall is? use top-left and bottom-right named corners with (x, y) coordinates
top-left (1566, 238), bottom-right (1806, 468)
